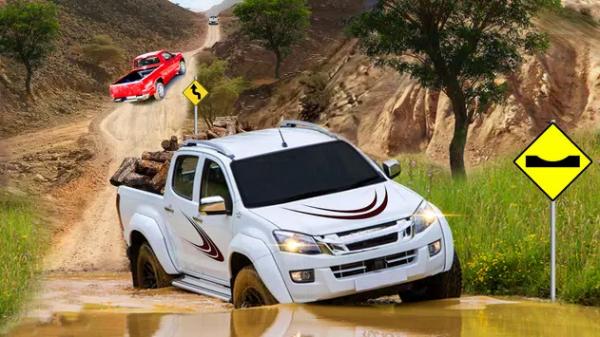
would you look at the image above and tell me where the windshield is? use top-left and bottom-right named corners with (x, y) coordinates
top-left (135, 56), bottom-right (159, 68)
top-left (231, 141), bottom-right (385, 208)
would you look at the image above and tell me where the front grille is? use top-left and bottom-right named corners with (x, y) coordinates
top-left (346, 233), bottom-right (398, 251)
top-left (330, 249), bottom-right (417, 279)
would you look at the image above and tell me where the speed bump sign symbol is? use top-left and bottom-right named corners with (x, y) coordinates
top-left (514, 123), bottom-right (592, 200)
top-left (183, 80), bottom-right (209, 106)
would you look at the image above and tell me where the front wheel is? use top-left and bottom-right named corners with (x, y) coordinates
top-left (233, 266), bottom-right (278, 308)
top-left (178, 60), bottom-right (186, 75)
top-left (399, 252), bottom-right (462, 302)
top-left (154, 82), bottom-right (165, 100)
top-left (134, 243), bottom-right (173, 289)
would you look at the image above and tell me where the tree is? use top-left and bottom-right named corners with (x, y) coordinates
top-left (0, 0), bottom-right (59, 96)
top-left (196, 59), bottom-right (247, 128)
top-left (234, 0), bottom-right (311, 79)
top-left (350, 0), bottom-right (560, 178)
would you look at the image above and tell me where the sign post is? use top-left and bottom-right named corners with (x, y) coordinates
top-left (183, 79), bottom-right (209, 136)
top-left (514, 122), bottom-right (592, 301)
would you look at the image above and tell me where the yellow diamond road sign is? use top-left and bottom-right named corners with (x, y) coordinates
top-left (183, 80), bottom-right (209, 105)
top-left (514, 123), bottom-right (592, 201)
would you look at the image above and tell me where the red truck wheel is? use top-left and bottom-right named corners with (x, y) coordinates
top-left (178, 61), bottom-right (186, 75)
top-left (154, 82), bottom-right (165, 101)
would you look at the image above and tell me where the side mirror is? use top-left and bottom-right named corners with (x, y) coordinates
top-left (199, 196), bottom-right (228, 216)
top-left (382, 159), bottom-right (401, 179)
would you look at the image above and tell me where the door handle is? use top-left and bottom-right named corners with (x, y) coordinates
top-left (164, 206), bottom-right (174, 213)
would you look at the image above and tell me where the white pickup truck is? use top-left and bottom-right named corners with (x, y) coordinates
top-left (116, 121), bottom-right (461, 308)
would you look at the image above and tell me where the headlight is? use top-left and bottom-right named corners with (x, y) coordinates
top-left (412, 202), bottom-right (438, 234)
top-left (273, 230), bottom-right (322, 255)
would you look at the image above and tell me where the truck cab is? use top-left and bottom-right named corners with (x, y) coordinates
top-left (117, 121), bottom-right (461, 308)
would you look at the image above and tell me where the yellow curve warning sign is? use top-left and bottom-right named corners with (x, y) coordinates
top-left (514, 123), bottom-right (592, 200)
top-left (183, 80), bottom-right (209, 106)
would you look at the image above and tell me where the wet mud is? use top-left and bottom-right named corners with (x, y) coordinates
top-left (3, 275), bottom-right (599, 337)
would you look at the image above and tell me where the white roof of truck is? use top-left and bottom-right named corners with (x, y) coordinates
top-left (186, 123), bottom-right (338, 160)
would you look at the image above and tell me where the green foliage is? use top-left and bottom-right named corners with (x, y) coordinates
top-left (299, 71), bottom-right (332, 122)
top-left (234, 0), bottom-right (311, 78)
top-left (0, 191), bottom-right (43, 325)
top-left (80, 34), bottom-right (125, 71)
top-left (195, 59), bottom-right (247, 127)
top-left (350, 0), bottom-right (559, 178)
top-left (395, 131), bottom-right (600, 305)
top-left (0, 0), bottom-right (59, 94)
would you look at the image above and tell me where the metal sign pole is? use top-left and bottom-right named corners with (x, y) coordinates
top-left (194, 104), bottom-right (198, 136)
top-left (550, 200), bottom-right (556, 301)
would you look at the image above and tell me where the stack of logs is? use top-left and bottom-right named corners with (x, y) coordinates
top-left (109, 136), bottom-right (179, 194)
top-left (109, 117), bottom-right (252, 194)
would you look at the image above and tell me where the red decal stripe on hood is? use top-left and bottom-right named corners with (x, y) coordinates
top-left (285, 188), bottom-right (388, 220)
top-left (304, 191), bottom-right (378, 214)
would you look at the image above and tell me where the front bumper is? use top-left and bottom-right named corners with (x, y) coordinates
top-left (273, 223), bottom-right (448, 303)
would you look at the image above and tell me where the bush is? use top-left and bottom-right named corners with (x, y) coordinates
top-left (299, 72), bottom-right (332, 122)
top-left (80, 34), bottom-right (125, 71)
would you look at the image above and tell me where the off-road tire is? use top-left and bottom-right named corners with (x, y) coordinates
top-left (233, 266), bottom-right (278, 308)
top-left (399, 252), bottom-right (462, 302)
top-left (178, 60), bottom-right (186, 75)
top-left (134, 243), bottom-right (173, 289)
top-left (154, 81), bottom-right (165, 100)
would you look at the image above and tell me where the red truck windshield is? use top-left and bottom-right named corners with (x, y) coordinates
top-left (231, 141), bottom-right (385, 208)
top-left (135, 56), bottom-right (160, 68)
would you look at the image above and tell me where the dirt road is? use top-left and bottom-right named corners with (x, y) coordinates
top-left (44, 26), bottom-right (221, 273)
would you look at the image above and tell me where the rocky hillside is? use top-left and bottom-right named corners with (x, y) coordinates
top-left (0, 0), bottom-right (205, 138)
top-left (217, 1), bottom-right (600, 166)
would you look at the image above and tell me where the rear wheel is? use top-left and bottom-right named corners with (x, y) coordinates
top-left (399, 252), bottom-right (462, 302)
top-left (178, 60), bottom-right (186, 75)
top-left (134, 243), bottom-right (173, 289)
top-left (154, 81), bottom-right (165, 100)
top-left (233, 266), bottom-right (278, 308)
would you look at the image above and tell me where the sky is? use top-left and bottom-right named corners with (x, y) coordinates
top-left (170, 0), bottom-right (222, 12)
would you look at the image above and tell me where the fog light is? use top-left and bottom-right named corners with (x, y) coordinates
top-left (428, 240), bottom-right (442, 257)
top-left (290, 269), bottom-right (315, 283)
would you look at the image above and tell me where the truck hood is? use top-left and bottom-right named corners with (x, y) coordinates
top-left (249, 182), bottom-right (423, 236)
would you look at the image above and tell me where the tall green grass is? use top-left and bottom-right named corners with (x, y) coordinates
top-left (396, 132), bottom-right (600, 305)
top-left (0, 191), bottom-right (43, 325)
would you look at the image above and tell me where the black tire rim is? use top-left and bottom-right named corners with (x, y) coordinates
top-left (240, 288), bottom-right (264, 308)
top-left (141, 260), bottom-right (158, 289)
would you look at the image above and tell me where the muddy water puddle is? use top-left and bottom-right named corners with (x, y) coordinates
top-left (3, 274), bottom-right (600, 337)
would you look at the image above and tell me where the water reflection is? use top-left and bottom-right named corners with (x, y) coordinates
top-left (5, 297), bottom-right (600, 337)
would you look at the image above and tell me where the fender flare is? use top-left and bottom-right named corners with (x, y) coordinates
top-left (126, 213), bottom-right (179, 275)
top-left (229, 234), bottom-right (293, 304)
top-left (437, 214), bottom-right (455, 272)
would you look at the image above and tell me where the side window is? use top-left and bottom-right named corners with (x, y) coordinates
top-left (200, 159), bottom-right (232, 209)
top-left (172, 156), bottom-right (199, 200)
top-left (162, 52), bottom-right (173, 61)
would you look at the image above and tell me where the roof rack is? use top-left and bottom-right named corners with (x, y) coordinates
top-left (279, 120), bottom-right (337, 139)
top-left (182, 139), bottom-right (235, 159)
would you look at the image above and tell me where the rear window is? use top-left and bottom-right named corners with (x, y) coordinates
top-left (135, 56), bottom-right (160, 68)
top-left (231, 141), bottom-right (385, 208)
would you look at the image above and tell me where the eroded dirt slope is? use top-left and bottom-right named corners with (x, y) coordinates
top-left (44, 26), bottom-right (222, 273)
top-left (224, 5), bottom-right (600, 165)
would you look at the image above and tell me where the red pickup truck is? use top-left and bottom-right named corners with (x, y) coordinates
top-left (109, 50), bottom-right (185, 102)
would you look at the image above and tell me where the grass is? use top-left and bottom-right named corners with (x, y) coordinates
top-left (0, 191), bottom-right (44, 326)
top-left (395, 131), bottom-right (600, 306)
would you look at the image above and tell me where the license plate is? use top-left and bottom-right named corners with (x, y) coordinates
top-left (355, 268), bottom-right (407, 292)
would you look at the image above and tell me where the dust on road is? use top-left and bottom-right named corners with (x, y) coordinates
top-left (44, 26), bottom-right (221, 273)
top-left (4, 284), bottom-right (600, 337)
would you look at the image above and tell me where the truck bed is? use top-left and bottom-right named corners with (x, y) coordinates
top-left (114, 67), bottom-right (158, 85)
top-left (118, 185), bottom-right (165, 233)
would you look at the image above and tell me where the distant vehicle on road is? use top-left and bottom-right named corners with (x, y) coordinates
top-left (116, 121), bottom-right (461, 308)
top-left (208, 16), bottom-right (219, 25)
top-left (109, 50), bottom-right (185, 103)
